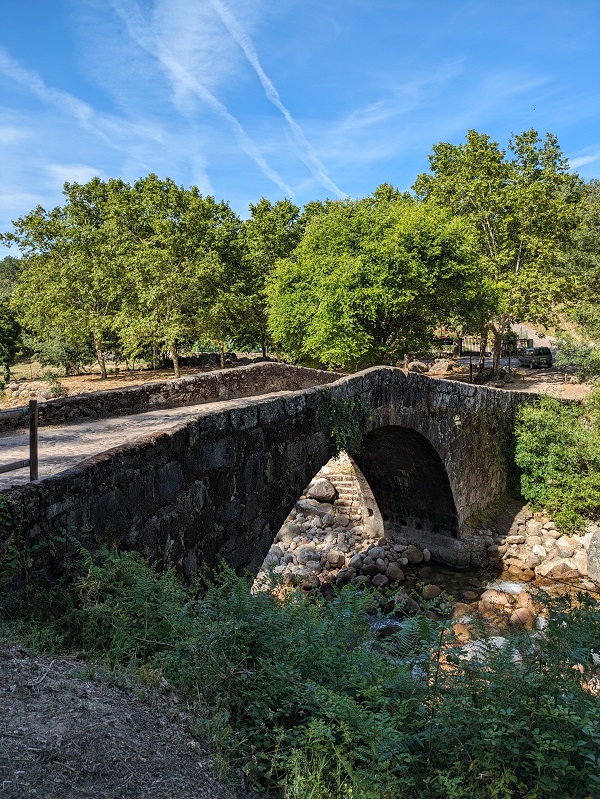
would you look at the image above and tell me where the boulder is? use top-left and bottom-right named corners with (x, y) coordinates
top-left (428, 359), bottom-right (453, 374)
top-left (347, 553), bottom-right (363, 569)
top-left (326, 549), bottom-right (345, 568)
top-left (422, 584), bottom-right (442, 601)
top-left (296, 546), bottom-right (319, 565)
top-left (587, 532), bottom-right (600, 584)
top-left (572, 550), bottom-right (589, 577)
top-left (535, 558), bottom-right (580, 580)
top-left (555, 536), bottom-right (577, 558)
top-left (407, 360), bottom-right (429, 373)
top-left (385, 563), bottom-right (405, 582)
top-left (479, 589), bottom-right (512, 607)
top-left (371, 574), bottom-right (389, 588)
top-left (509, 607), bottom-right (536, 630)
top-left (515, 591), bottom-right (536, 612)
top-left (403, 545), bottom-right (424, 565)
top-left (307, 478), bottom-right (337, 502)
top-left (525, 520), bottom-right (543, 536)
top-left (295, 498), bottom-right (334, 519)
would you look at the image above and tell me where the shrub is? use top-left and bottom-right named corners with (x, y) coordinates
top-left (514, 390), bottom-right (600, 530)
top-left (554, 333), bottom-right (600, 381)
top-left (4, 548), bottom-right (600, 798)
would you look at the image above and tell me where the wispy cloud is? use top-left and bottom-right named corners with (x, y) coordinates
top-left (109, 0), bottom-right (294, 197)
top-left (44, 163), bottom-right (105, 185)
top-left (0, 47), bottom-right (164, 151)
top-left (208, 0), bottom-right (345, 199)
top-left (569, 149), bottom-right (600, 170)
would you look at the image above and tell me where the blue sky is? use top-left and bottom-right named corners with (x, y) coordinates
top-left (1, 0), bottom-right (599, 254)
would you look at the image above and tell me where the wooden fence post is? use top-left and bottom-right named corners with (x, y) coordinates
top-left (29, 398), bottom-right (38, 481)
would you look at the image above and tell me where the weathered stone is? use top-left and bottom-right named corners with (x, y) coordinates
top-left (422, 548), bottom-right (431, 562)
top-left (296, 546), bottom-right (319, 565)
top-left (360, 563), bottom-right (380, 577)
top-left (392, 593), bottom-right (421, 617)
top-left (525, 520), bottom-right (543, 536)
top-left (277, 522), bottom-right (301, 543)
top-left (555, 535), bottom-right (578, 557)
top-left (347, 553), bottom-right (363, 569)
top-left (452, 623), bottom-right (472, 642)
top-left (505, 534), bottom-right (526, 544)
top-left (307, 478), bottom-right (337, 502)
top-left (428, 359), bottom-right (453, 374)
top-left (294, 499), bottom-right (334, 519)
top-left (422, 584), bottom-right (442, 600)
top-left (572, 550), bottom-right (589, 577)
top-left (516, 591), bottom-right (536, 612)
top-left (371, 574), bottom-right (389, 587)
top-left (509, 607), bottom-right (536, 630)
top-left (535, 558), bottom-right (580, 580)
top-left (480, 589), bottom-right (512, 607)
top-left (525, 535), bottom-right (543, 547)
top-left (407, 360), bottom-right (429, 373)
top-left (385, 563), bottom-right (405, 582)
top-left (368, 546), bottom-right (386, 560)
top-left (326, 549), bottom-right (345, 567)
top-left (452, 602), bottom-right (473, 619)
top-left (403, 545), bottom-right (424, 565)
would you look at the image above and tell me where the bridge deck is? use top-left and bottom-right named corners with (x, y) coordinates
top-left (0, 391), bottom-right (293, 490)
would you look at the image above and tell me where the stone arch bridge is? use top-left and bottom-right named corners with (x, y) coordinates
top-left (3, 364), bottom-right (533, 577)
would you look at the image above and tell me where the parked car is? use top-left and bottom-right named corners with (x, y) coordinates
top-left (518, 346), bottom-right (553, 368)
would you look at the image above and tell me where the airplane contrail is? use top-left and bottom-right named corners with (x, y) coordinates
top-left (208, 0), bottom-right (346, 198)
top-left (110, 0), bottom-right (295, 197)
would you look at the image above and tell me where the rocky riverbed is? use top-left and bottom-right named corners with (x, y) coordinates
top-left (255, 455), bottom-right (600, 643)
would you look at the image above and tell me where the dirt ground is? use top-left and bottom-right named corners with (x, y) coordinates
top-left (438, 363), bottom-right (594, 401)
top-left (0, 361), bottom-right (253, 410)
top-left (0, 642), bottom-right (254, 799)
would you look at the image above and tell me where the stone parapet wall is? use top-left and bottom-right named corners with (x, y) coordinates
top-left (0, 362), bottom-right (340, 435)
top-left (2, 367), bottom-right (539, 582)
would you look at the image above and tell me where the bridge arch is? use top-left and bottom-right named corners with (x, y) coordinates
top-left (354, 425), bottom-right (459, 542)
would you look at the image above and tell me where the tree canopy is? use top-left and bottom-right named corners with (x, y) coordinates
top-left (267, 189), bottom-right (479, 369)
top-left (413, 129), bottom-right (581, 369)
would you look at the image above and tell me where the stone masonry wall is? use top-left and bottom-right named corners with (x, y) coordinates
top-left (2, 367), bottom-right (536, 580)
top-left (0, 362), bottom-right (340, 435)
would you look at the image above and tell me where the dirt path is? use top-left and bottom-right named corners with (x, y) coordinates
top-left (0, 642), bottom-right (254, 799)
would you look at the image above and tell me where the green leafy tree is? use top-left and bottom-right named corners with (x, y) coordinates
top-left (267, 188), bottom-right (479, 369)
top-left (561, 179), bottom-right (600, 340)
top-left (7, 178), bottom-right (130, 379)
top-left (115, 175), bottom-right (242, 376)
top-left (413, 129), bottom-right (581, 371)
top-left (0, 256), bottom-right (22, 381)
top-left (0, 299), bottom-right (20, 382)
top-left (237, 197), bottom-right (302, 355)
top-left (0, 255), bottom-right (21, 298)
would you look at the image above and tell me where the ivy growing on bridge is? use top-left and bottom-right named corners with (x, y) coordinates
top-left (319, 389), bottom-right (372, 458)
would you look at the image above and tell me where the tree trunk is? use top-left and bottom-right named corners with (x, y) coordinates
top-left (94, 335), bottom-right (108, 379)
top-left (170, 344), bottom-right (180, 378)
top-left (478, 327), bottom-right (488, 370)
top-left (219, 344), bottom-right (225, 369)
top-left (261, 333), bottom-right (267, 358)
top-left (492, 330), bottom-right (502, 374)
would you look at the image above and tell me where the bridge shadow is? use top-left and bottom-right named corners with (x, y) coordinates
top-left (355, 426), bottom-right (459, 543)
top-left (257, 425), bottom-right (462, 586)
